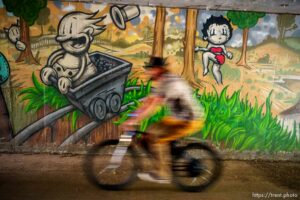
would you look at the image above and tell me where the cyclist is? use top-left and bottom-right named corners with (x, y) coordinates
top-left (122, 56), bottom-right (206, 184)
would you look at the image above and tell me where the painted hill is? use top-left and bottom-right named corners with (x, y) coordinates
top-left (280, 100), bottom-right (300, 116)
top-left (114, 43), bottom-right (152, 55)
top-left (248, 41), bottom-right (300, 66)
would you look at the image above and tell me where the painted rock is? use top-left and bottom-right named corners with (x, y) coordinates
top-left (0, 52), bottom-right (10, 85)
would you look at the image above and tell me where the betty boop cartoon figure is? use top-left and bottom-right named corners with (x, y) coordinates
top-left (195, 15), bottom-right (233, 84)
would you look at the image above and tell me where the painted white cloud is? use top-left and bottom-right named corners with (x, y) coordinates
top-left (166, 8), bottom-right (175, 18)
top-left (62, 4), bottom-right (75, 12)
top-left (248, 14), bottom-right (278, 46)
top-left (87, 4), bottom-right (107, 13)
top-left (227, 29), bottom-right (243, 48)
top-left (140, 7), bottom-right (156, 24)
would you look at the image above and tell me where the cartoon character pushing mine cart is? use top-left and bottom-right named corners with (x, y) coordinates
top-left (40, 11), bottom-right (132, 122)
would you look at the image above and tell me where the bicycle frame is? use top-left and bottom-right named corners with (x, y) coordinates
top-left (108, 131), bottom-right (136, 168)
top-left (108, 130), bottom-right (187, 170)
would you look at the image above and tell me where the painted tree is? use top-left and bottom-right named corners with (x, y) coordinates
top-left (277, 14), bottom-right (298, 42)
top-left (142, 25), bottom-right (153, 41)
top-left (152, 7), bottom-right (166, 57)
top-left (181, 9), bottom-right (201, 86)
top-left (36, 7), bottom-right (50, 36)
top-left (227, 11), bottom-right (265, 68)
top-left (3, 0), bottom-right (47, 65)
top-left (48, 25), bottom-right (56, 35)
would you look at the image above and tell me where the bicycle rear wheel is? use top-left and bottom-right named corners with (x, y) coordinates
top-left (172, 143), bottom-right (222, 192)
top-left (84, 139), bottom-right (138, 190)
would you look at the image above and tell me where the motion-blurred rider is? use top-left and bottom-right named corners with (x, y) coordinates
top-left (122, 56), bottom-right (206, 184)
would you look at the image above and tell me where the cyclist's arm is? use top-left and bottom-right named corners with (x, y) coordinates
top-left (124, 95), bottom-right (163, 127)
top-left (134, 95), bottom-right (163, 121)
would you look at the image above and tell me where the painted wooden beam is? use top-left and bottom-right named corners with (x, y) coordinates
top-left (54, 0), bottom-right (300, 14)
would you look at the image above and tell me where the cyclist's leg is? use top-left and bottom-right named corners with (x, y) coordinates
top-left (156, 117), bottom-right (205, 144)
top-left (152, 142), bottom-right (172, 179)
top-left (147, 123), bottom-right (172, 179)
top-left (150, 118), bottom-right (204, 180)
top-left (145, 118), bottom-right (205, 179)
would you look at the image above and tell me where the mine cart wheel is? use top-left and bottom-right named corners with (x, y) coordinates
top-left (90, 98), bottom-right (107, 121)
top-left (107, 93), bottom-right (121, 113)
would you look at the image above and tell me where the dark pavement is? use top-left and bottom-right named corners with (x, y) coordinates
top-left (0, 154), bottom-right (299, 200)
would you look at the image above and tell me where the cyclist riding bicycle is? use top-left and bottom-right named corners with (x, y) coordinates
top-left (122, 56), bottom-right (206, 184)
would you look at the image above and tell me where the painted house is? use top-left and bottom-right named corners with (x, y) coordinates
top-left (280, 100), bottom-right (300, 138)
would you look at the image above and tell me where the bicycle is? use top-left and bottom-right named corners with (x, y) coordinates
top-left (83, 130), bottom-right (222, 192)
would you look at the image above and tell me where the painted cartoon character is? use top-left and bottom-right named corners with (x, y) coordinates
top-left (41, 11), bottom-right (106, 94)
top-left (195, 15), bottom-right (233, 84)
top-left (4, 20), bottom-right (26, 51)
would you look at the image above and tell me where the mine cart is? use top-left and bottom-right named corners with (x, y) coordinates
top-left (53, 51), bottom-right (132, 121)
top-left (13, 52), bottom-right (133, 146)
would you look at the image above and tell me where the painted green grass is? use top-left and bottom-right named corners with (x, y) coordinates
top-left (117, 84), bottom-right (300, 152)
top-left (19, 73), bottom-right (82, 131)
top-left (19, 74), bottom-right (150, 131)
top-left (114, 78), bottom-right (156, 129)
top-left (197, 87), bottom-right (299, 152)
top-left (123, 78), bottom-right (152, 104)
top-left (19, 74), bottom-right (300, 152)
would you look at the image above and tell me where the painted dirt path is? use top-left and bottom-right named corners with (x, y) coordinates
top-left (0, 154), bottom-right (299, 200)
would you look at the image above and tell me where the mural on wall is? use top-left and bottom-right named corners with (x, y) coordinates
top-left (0, 0), bottom-right (300, 152)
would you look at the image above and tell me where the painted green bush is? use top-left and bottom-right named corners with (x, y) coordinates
top-left (19, 73), bottom-right (81, 131)
top-left (123, 78), bottom-right (152, 104)
top-left (196, 87), bottom-right (299, 152)
top-left (118, 84), bottom-right (300, 152)
top-left (19, 73), bottom-right (300, 152)
top-left (19, 73), bottom-right (151, 131)
top-left (114, 78), bottom-right (157, 130)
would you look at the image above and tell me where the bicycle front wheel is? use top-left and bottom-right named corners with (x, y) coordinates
top-left (172, 143), bottom-right (222, 192)
top-left (84, 140), bottom-right (138, 190)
